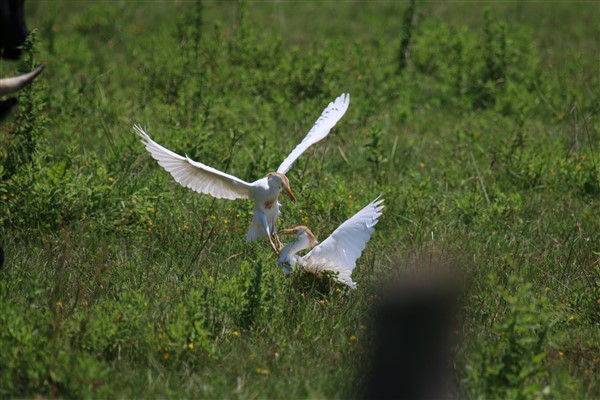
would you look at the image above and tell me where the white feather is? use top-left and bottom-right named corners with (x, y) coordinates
top-left (303, 197), bottom-right (384, 287)
top-left (134, 125), bottom-right (253, 200)
top-left (277, 93), bottom-right (350, 174)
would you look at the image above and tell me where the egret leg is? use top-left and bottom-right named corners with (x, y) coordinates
top-left (268, 235), bottom-right (280, 254)
top-left (273, 232), bottom-right (284, 251)
top-left (257, 210), bottom-right (280, 254)
top-left (270, 218), bottom-right (284, 251)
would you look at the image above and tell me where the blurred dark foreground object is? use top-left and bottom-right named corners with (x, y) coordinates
top-left (363, 271), bottom-right (463, 400)
top-left (0, 0), bottom-right (29, 60)
top-left (0, 0), bottom-right (44, 122)
top-left (0, 97), bottom-right (18, 121)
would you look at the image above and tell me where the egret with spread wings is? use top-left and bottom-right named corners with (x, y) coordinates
top-left (276, 196), bottom-right (384, 288)
top-left (134, 93), bottom-right (350, 251)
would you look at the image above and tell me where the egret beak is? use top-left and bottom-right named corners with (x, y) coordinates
top-left (280, 228), bottom-right (297, 235)
top-left (285, 187), bottom-right (297, 202)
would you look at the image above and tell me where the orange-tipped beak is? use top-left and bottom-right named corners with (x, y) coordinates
top-left (285, 187), bottom-right (297, 202)
top-left (280, 228), bottom-right (296, 235)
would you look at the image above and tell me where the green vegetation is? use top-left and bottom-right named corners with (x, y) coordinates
top-left (1, 1), bottom-right (598, 398)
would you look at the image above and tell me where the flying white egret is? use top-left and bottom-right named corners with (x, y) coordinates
top-left (134, 93), bottom-right (350, 251)
top-left (276, 196), bottom-right (384, 288)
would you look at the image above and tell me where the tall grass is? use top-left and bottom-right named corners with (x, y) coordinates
top-left (0, 1), bottom-right (598, 398)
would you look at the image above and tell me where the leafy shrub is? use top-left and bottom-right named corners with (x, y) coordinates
top-left (410, 10), bottom-right (538, 113)
top-left (464, 274), bottom-right (555, 399)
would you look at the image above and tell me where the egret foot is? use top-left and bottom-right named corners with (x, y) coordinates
top-left (268, 235), bottom-right (280, 254)
top-left (273, 233), bottom-right (284, 251)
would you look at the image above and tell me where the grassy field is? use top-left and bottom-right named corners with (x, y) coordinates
top-left (0, 1), bottom-right (598, 398)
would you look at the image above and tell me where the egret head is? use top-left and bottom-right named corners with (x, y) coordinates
top-left (280, 225), bottom-right (318, 248)
top-left (267, 172), bottom-right (296, 202)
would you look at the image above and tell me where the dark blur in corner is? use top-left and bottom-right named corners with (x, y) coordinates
top-left (362, 263), bottom-right (464, 400)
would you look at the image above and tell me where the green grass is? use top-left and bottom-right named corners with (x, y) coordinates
top-left (1, 1), bottom-right (598, 398)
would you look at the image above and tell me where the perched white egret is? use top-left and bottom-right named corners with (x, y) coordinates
top-left (134, 93), bottom-right (350, 251)
top-left (277, 196), bottom-right (384, 288)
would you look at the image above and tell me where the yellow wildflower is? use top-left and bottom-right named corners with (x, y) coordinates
top-left (349, 335), bottom-right (358, 342)
top-left (55, 301), bottom-right (63, 309)
top-left (188, 342), bottom-right (195, 350)
top-left (108, 177), bottom-right (114, 183)
top-left (568, 315), bottom-right (575, 322)
top-left (232, 331), bottom-right (240, 338)
top-left (163, 354), bottom-right (170, 361)
top-left (419, 162), bottom-right (425, 169)
top-left (348, 195), bottom-right (354, 201)
top-left (301, 216), bottom-right (309, 224)
top-left (255, 368), bottom-right (270, 375)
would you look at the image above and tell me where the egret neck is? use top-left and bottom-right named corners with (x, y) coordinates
top-left (277, 226), bottom-right (318, 268)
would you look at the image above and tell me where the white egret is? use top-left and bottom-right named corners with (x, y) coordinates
top-left (277, 196), bottom-right (384, 288)
top-left (134, 93), bottom-right (350, 251)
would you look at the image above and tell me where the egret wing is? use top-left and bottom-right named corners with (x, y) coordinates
top-left (134, 125), bottom-right (253, 200)
top-left (277, 93), bottom-right (350, 174)
top-left (303, 197), bottom-right (384, 287)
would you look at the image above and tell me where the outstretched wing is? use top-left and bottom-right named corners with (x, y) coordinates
top-left (277, 93), bottom-right (350, 174)
top-left (134, 125), bottom-right (253, 200)
top-left (303, 196), bottom-right (384, 287)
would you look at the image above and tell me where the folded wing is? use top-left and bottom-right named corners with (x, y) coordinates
top-left (277, 93), bottom-right (350, 174)
top-left (304, 196), bottom-right (384, 286)
top-left (134, 125), bottom-right (253, 200)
